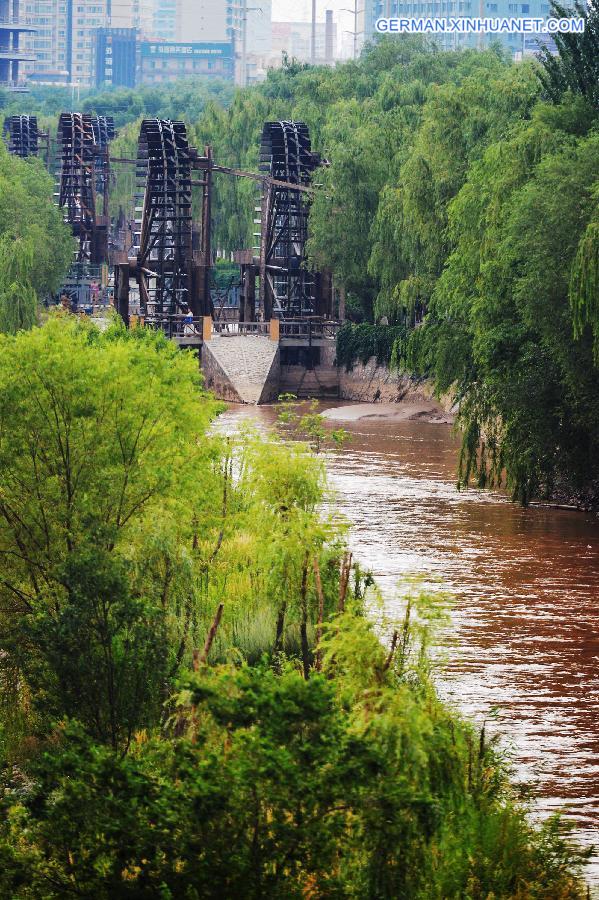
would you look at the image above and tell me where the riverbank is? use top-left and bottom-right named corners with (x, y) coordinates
top-left (322, 399), bottom-right (454, 426)
top-left (219, 400), bottom-right (599, 890)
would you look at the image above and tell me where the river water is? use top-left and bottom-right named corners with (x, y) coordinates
top-left (220, 401), bottom-right (599, 886)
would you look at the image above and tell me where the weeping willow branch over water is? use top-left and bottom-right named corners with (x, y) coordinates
top-left (570, 216), bottom-right (599, 362)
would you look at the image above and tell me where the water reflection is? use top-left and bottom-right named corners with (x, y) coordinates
top-left (218, 403), bottom-right (599, 885)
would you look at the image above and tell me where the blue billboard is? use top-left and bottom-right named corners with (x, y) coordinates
top-left (141, 41), bottom-right (233, 59)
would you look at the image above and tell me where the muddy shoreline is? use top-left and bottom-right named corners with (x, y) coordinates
top-left (321, 400), bottom-right (454, 427)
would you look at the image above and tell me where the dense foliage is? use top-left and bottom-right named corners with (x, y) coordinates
top-left (1, 79), bottom-right (235, 127)
top-left (537, 0), bottom-right (599, 109)
top-left (0, 143), bottom-right (72, 332)
top-left (400, 7), bottom-right (599, 504)
top-left (0, 316), bottom-right (589, 897)
top-left (336, 322), bottom-right (408, 371)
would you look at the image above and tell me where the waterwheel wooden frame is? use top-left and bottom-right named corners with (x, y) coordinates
top-left (258, 121), bottom-right (319, 320)
top-left (3, 114), bottom-right (38, 158)
top-left (136, 119), bottom-right (193, 326)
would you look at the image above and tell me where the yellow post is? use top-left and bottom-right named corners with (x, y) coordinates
top-left (270, 318), bottom-right (280, 342)
top-left (203, 316), bottom-right (212, 341)
top-left (130, 314), bottom-right (138, 329)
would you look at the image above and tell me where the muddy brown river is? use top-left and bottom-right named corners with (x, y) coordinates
top-left (221, 401), bottom-right (599, 887)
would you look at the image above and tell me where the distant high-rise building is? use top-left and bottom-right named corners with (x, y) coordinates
top-left (0, 0), bottom-right (36, 88)
top-left (22, 0), bottom-right (69, 82)
top-left (176, 0), bottom-right (227, 42)
top-left (23, 0), bottom-right (109, 85)
top-left (71, 0), bottom-right (109, 84)
top-left (271, 20), bottom-right (337, 65)
top-left (24, 0), bottom-right (154, 86)
top-left (110, 0), bottom-right (155, 37)
top-left (139, 39), bottom-right (234, 84)
top-left (26, 0), bottom-right (265, 86)
top-left (95, 27), bottom-right (138, 88)
top-left (228, 0), bottom-right (273, 84)
top-left (153, 0), bottom-right (177, 41)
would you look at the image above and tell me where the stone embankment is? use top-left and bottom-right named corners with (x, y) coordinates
top-left (201, 335), bottom-right (280, 404)
top-left (201, 336), bottom-right (454, 423)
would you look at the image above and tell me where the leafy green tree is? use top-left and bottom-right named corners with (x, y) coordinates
top-left (368, 57), bottom-right (539, 324)
top-left (406, 99), bottom-right (599, 503)
top-left (0, 240), bottom-right (37, 334)
top-left (0, 145), bottom-right (72, 317)
top-left (537, 0), bottom-right (599, 108)
top-left (0, 316), bottom-right (221, 750)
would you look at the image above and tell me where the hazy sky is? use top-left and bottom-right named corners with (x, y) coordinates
top-left (272, 0), bottom-right (355, 26)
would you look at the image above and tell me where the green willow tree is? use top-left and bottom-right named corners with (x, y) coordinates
top-left (0, 240), bottom-right (37, 334)
top-left (0, 316), bottom-right (346, 754)
top-left (570, 211), bottom-right (599, 361)
top-left (403, 101), bottom-right (599, 502)
top-left (0, 316), bottom-right (221, 750)
top-left (0, 609), bottom-right (589, 898)
top-left (537, 0), bottom-right (599, 108)
top-left (0, 143), bottom-right (72, 333)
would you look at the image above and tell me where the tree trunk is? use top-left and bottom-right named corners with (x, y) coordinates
top-left (300, 559), bottom-right (310, 680)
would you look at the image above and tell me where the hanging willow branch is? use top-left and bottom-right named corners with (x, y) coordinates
top-left (0, 239), bottom-right (38, 335)
top-left (570, 219), bottom-right (599, 363)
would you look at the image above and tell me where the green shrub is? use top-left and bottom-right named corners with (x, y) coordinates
top-left (336, 322), bottom-right (409, 371)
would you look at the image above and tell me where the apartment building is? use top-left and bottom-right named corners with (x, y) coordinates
top-left (22, 0), bottom-right (68, 82)
top-left (110, 0), bottom-right (155, 36)
top-left (176, 0), bottom-right (227, 42)
top-left (359, 0), bottom-right (554, 56)
top-left (25, 0), bottom-right (274, 86)
top-left (71, 0), bottom-right (108, 83)
top-left (153, 0), bottom-right (176, 41)
top-left (227, 0), bottom-right (272, 84)
top-left (22, 0), bottom-right (108, 84)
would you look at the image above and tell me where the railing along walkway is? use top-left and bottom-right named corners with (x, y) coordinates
top-left (279, 320), bottom-right (341, 342)
top-left (213, 321), bottom-right (271, 337)
top-left (130, 316), bottom-right (342, 346)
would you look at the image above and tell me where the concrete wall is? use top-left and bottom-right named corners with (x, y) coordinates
top-left (309, 342), bottom-right (420, 403)
top-left (200, 343), bottom-right (244, 404)
top-left (338, 359), bottom-right (417, 403)
top-left (337, 356), bottom-right (456, 412)
top-left (276, 342), bottom-right (434, 405)
top-left (279, 366), bottom-right (339, 399)
top-left (257, 352), bottom-right (282, 404)
top-left (200, 337), bottom-right (281, 405)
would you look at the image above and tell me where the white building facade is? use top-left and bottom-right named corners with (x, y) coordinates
top-left (176, 0), bottom-right (227, 41)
